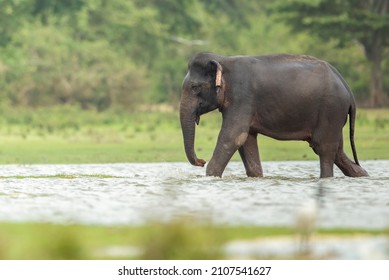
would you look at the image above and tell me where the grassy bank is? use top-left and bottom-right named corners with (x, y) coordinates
top-left (0, 106), bottom-right (387, 164)
top-left (0, 222), bottom-right (386, 259)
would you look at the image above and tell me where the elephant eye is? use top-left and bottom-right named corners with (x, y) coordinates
top-left (191, 85), bottom-right (201, 95)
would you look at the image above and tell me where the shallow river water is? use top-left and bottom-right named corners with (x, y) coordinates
top-left (0, 161), bottom-right (388, 229)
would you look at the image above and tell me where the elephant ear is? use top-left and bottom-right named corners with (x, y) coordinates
top-left (210, 60), bottom-right (225, 109)
top-left (211, 60), bottom-right (223, 88)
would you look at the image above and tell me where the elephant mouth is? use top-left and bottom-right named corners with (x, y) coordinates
top-left (195, 114), bottom-right (200, 125)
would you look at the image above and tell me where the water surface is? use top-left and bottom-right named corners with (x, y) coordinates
top-left (0, 161), bottom-right (388, 229)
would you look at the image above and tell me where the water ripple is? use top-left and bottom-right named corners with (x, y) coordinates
top-left (0, 161), bottom-right (388, 229)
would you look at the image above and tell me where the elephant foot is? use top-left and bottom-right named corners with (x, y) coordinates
top-left (246, 169), bottom-right (263, 177)
top-left (335, 152), bottom-right (369, 177)
top-left (340, 163), bottom-right (369, 177)
top-left (206, 171), bottom-right (223, 177)
top-left (206, 163), bottom-right (224, 177)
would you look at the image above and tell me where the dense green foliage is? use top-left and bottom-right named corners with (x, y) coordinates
top-left (1, 0), bottom-right (388, 110)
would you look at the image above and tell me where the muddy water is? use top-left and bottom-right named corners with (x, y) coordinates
top-left (0, 161), bottom-right (388, 229)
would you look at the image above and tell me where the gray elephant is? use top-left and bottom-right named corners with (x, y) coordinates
top-left (179, 52), bottom-right (369, 178)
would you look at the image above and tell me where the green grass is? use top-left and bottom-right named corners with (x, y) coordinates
top-left (0, 222), bottom-right (386, 259)
top-left (0, 106), bottom-right (387, 164)
top-left (0, 106), bottom-right (183, 163)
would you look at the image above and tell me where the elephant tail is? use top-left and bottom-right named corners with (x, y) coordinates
top-left (349, 101), bottom-right (360, 166)
top-left (328, 63), bottom-right (360, 166)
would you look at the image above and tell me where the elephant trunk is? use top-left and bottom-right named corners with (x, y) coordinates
top-left (179, 95), bottom-right (206, 167)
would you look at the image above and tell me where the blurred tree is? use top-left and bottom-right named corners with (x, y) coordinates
top-left (274, 0), bottom-right (389, 107)
top-left (0, 0), bottom-right (31, 47)
top-left (31, 0), bottom-right (85, 25)
top-left (1, 0), bottom-right (378, 109)
top-left (142, 0), bottom-right (201, 35)
top-left (199, 0), bottom-right (262, 27)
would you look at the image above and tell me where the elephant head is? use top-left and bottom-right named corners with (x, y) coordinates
top-left (179, 53), bottom-right (225, 167)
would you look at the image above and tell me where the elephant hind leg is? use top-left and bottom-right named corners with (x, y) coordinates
top-left (310, 138), bottom-right (339, 178)
top-left (238, 133), bottom-right (263, 177)
top-left (334, 136), bottom-right (369, 177)
top-left (317, 144), bottom-right (338, 178)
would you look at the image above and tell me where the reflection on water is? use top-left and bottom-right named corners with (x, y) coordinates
top-left (0, 161), bottom-right (388, 229)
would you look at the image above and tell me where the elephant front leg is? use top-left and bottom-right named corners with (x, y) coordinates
top-left (206, 130), bottom-right (249, 177)
top-left (238, 133), bottom-right (263, 177)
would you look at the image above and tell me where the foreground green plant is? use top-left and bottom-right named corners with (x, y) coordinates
top-left (0, 222), bottom-right (386, 260)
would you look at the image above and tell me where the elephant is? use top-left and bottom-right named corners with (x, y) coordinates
top-left (179, 52), bottom-right (369, 178)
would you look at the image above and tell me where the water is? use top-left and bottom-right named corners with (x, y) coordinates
top-left (0, 161), bottom-right (388, 229)
top-left (224, 235), bottom-right (389, 259)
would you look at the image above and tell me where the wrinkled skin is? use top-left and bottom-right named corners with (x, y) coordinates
top-left (180, 52), bottom-right (369, 178)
